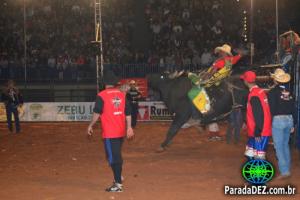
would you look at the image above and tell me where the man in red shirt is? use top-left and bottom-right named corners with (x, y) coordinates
top-left (87, 70), bottom-right (134, 192)
top-left (209, 44), bottom-right (241, 73)
top-left (188, 44), bottom-right (242, 85)
top-left (240, 71), bottom-right (272, 160)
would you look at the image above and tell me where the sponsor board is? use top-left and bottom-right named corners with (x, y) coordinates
top-left (137, 103), bottom-right (150, 121)
top-left (0, 104), bottom-right (25, 122)
top-left (0, 102), bottom-right (172, 122)
top-left (138, 101), bottom-right (173, 121)
top-left (1, 102), bottom-right (94, 122)
top-left (0, 103), bottom-right (6, 122)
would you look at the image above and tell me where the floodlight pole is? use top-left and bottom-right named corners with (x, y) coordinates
top-left (275, 0), bottom-right (279, 63)
top-left (23, 0), bottom-right (27, 85)
top-left (250, 0), bottom-right (254, 65)
top-left (94, 0), bottom-right (104, 92)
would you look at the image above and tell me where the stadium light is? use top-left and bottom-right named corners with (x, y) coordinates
top-left (23, 0), bottom-right (27, 84)
top-left (250, 0), bottom-right (254, 64)
top-left (248, 0), bottom-right (280, 64)
top-left (94, 0), bottom-right (104, 92)
top-left (275, 0), bottom-right (279, 63)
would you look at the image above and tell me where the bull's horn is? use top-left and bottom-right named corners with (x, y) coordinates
top-left (169, 70), bottom-right (186, 79)
top-left (197, 69), bottom-right (206, 76)
top-left (177, 70), bottom-right (185, 77)
top-left (168, 70), bottom-right (179, 79)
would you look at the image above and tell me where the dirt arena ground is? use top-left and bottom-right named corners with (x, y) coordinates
top-left (0, 122), bottom-right (299, 200)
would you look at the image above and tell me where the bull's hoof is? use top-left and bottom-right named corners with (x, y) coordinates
top-left (155, 146), bottom-right (166, 153)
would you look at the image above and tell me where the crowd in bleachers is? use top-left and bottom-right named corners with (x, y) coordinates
top-left (0, 0), bottom-right (135, 81)
top-left (1, 0), bottom-right (95, 81)
top-left (145, 0), bottom-right (292, 70)
top-left (145, 0), bottom-right (245, 69)
top-left (0, 0), bottom-right (295, 81)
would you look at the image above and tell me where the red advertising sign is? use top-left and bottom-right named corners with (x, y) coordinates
top-left (137, 102), bottom-right (172, 121)
top-left (137, 104), bottom-right (150, 121)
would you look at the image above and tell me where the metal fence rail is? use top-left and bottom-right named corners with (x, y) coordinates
top-left (0, 63), bottom-right (209, 85)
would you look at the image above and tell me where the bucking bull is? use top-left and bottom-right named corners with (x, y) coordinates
top-left (147, 70), bottom-right (252, 152)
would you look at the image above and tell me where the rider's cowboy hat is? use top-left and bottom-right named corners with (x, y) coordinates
top-left (270, 68), bottom-right (291, 83)
top-left (129, 80), bottom-right (136, 85)
top-left (214, 44), bottom-right (233, 56)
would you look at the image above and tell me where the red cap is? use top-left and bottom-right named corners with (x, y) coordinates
top-left (240, 71), bottom-right (256, 83)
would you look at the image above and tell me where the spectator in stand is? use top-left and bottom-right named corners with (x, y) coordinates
top-left (47, 55), bottom-right (56, 68)
top-left (200, 48), bottom-right (213, 67)
top-left (192, 52), bottom-right (201, 67)
top-left (182, 55), bottom-right (192, 68)
top-left (77, 55), bottom-right (85, 65)
top-left (57, 55), bottom-right (64, 80)
top-left (182, 8), bottom-right (190, 19)
top-left (151, 21), bottom-right (161, 35)
top-left (0, 56), bottom-right (9, 79)
top-left (165, 52), bottom-right (175, 72)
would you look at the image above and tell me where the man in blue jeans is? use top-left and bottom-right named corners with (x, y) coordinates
top-left (268, 69), bottom-right (295, 179)
top-left (226, 105), bottom-right (243, 144)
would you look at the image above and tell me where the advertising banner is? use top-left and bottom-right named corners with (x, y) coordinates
top-left (23, 102), bottom-right (94, 121)
top-left (0, 103), bottom-right (6, 122)
top-left (137, 101), bottom-right (173, 121)
top-left (0, 102), bottom-right (172, 122)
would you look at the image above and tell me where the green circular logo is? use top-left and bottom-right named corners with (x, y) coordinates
top-left (242, 160), bottom-right (274, 185)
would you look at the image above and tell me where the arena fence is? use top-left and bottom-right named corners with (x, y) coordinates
top-left (0, 63), bottom-right (209, 84)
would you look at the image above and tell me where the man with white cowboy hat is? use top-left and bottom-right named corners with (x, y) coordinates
top-left (188, 43), bottom-right (242, 85)
top-left (268, 68), bottom-right (295, 179)
top-left (215, 43), bottom-right (233, 56)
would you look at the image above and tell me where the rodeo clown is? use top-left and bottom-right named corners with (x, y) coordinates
top-left (240, 71), bottom-right (272, 160)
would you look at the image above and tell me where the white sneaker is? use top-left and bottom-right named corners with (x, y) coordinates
top-left (105, 183), bottom-right (123, 192)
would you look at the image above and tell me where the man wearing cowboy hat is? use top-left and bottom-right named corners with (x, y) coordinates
top-left (268, 68), bottom-right (295, 179)
top-left (189, 44), bottom-right (242, 85)
top-left (280, 30), bottom-right (300, 49)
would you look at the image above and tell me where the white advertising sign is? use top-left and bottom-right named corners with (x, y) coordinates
top-left (0, 102), bottom-right (172, 122)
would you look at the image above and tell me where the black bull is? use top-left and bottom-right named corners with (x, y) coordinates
top-left (147, 74), bottom-right (249, 150)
